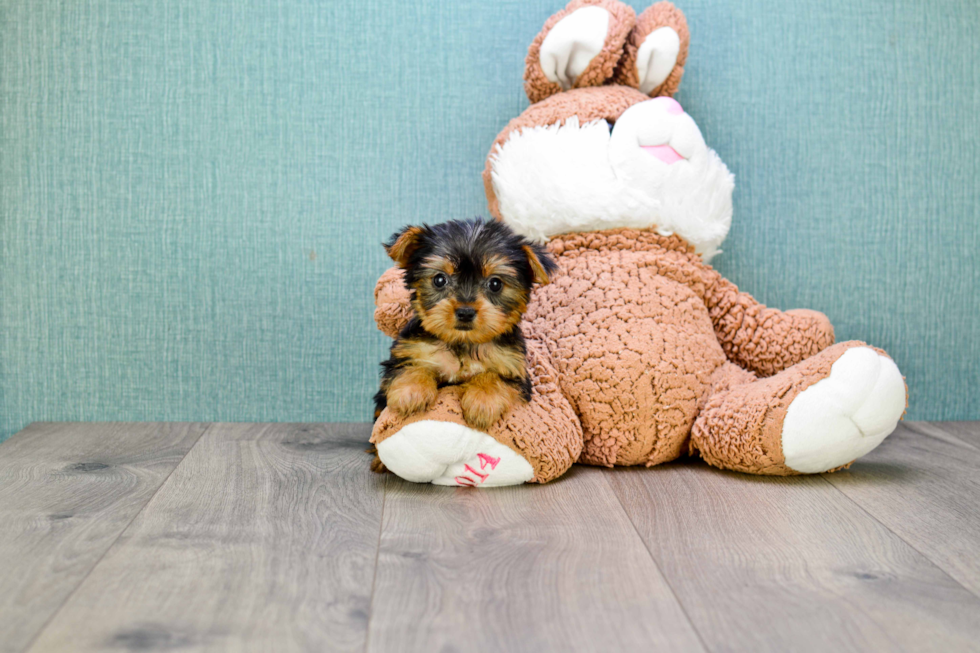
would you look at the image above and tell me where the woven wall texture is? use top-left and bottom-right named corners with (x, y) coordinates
top-left (2, 0), bottom-right (978, 440)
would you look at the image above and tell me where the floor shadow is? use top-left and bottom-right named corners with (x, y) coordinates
top-left (826, 461), bottom-right (926, 485)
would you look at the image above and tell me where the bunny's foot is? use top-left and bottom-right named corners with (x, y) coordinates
top-left (692, 342), bottom-right (907, 475)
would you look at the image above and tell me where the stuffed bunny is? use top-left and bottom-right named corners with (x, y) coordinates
top-left (371, 0), bottom-right (907, 487)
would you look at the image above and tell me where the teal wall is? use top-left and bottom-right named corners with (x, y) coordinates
top-left (2, 0), bottom-right (978, 441)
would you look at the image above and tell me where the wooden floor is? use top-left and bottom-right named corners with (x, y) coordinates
top-left (1, 422), bottom-right (979, 652)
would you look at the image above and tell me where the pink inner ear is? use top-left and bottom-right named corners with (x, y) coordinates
top-left (641, 144), bottom-right (684, 164)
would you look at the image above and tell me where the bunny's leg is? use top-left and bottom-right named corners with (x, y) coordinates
top-left (371, 342), bottom-right (583, 486)
top-left (691, 342), bottom-right (906, 475)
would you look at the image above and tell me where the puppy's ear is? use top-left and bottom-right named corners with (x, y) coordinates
top-left (384, 226), bottom-right (425, 268)
top-left (522, 244), bottom-right (558, 286)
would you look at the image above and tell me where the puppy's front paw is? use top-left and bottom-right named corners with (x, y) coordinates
top-left (370, 454), bottom-right (389, 474)
top-left (386, 369), bottom-right (438, 417)
top-left (460, 374), bottom-right (518, 431)
top-left (461, 398), bottom-right (505, 431)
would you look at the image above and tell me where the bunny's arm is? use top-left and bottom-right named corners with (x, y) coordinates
top-left (701, 267), bottom-right (835, 377)
top-left (374, 267), bottom-right (413, 338)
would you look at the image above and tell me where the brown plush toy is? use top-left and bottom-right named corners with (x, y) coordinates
top-left (371, 0), bottom-right (907, 487)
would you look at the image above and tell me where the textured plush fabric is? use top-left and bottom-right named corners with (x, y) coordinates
top-left (1, 0), bottom-right (978, 442)
top-left (374, 267), bottom-right (416, 340)
top-left (691, 341), bottom-right (872, 475)
top-left (612, 2), bottom-right (689, 97)
top-left (524, 0), bottom-right (637, 104)
top-left (531, 229), bottom-right (733, 468)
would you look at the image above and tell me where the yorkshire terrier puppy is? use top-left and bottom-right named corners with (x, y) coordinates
top-left (374, 217), bottom-right (556, 432)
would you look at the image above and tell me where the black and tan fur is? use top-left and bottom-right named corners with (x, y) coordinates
top-left (374, 218), bottom-right (556, 432)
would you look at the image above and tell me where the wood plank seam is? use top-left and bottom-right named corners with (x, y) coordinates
top-left (19, 423), bottom-right (384, 652)
top-left (362, 473), bottom-right (388, 653)
top-left (15, 422), bottom-right (215, 653)
top-left (602, 473), bottom-right (710, 653)
top-left (604, 458), bottom-right (980, 651)
top-left (817, 473), bottom-right (980, 603)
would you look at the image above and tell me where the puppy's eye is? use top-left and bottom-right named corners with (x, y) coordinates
top-left (487, 277), bottom-right (503, 293)
top-left (432, 273), bottom-right (448, 289)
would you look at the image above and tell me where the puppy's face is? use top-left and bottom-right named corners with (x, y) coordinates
top-left (385, 219), bottom-right (555, 345)
top-left (412, 249), bottom-right (524, 345)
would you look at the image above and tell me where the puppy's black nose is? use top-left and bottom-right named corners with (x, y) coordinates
top-left (455, 307), bottom-right (477, 323)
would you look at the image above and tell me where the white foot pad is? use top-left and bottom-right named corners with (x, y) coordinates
top-left (376, 420), bottom-right (535, 487)
top-left (782, 347), bottom-right (906, 473)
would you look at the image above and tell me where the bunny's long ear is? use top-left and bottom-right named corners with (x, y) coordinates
top-left (524, 0), bottom-right (636, 105)
top-left (612, 2), bottom-right (689, 97)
